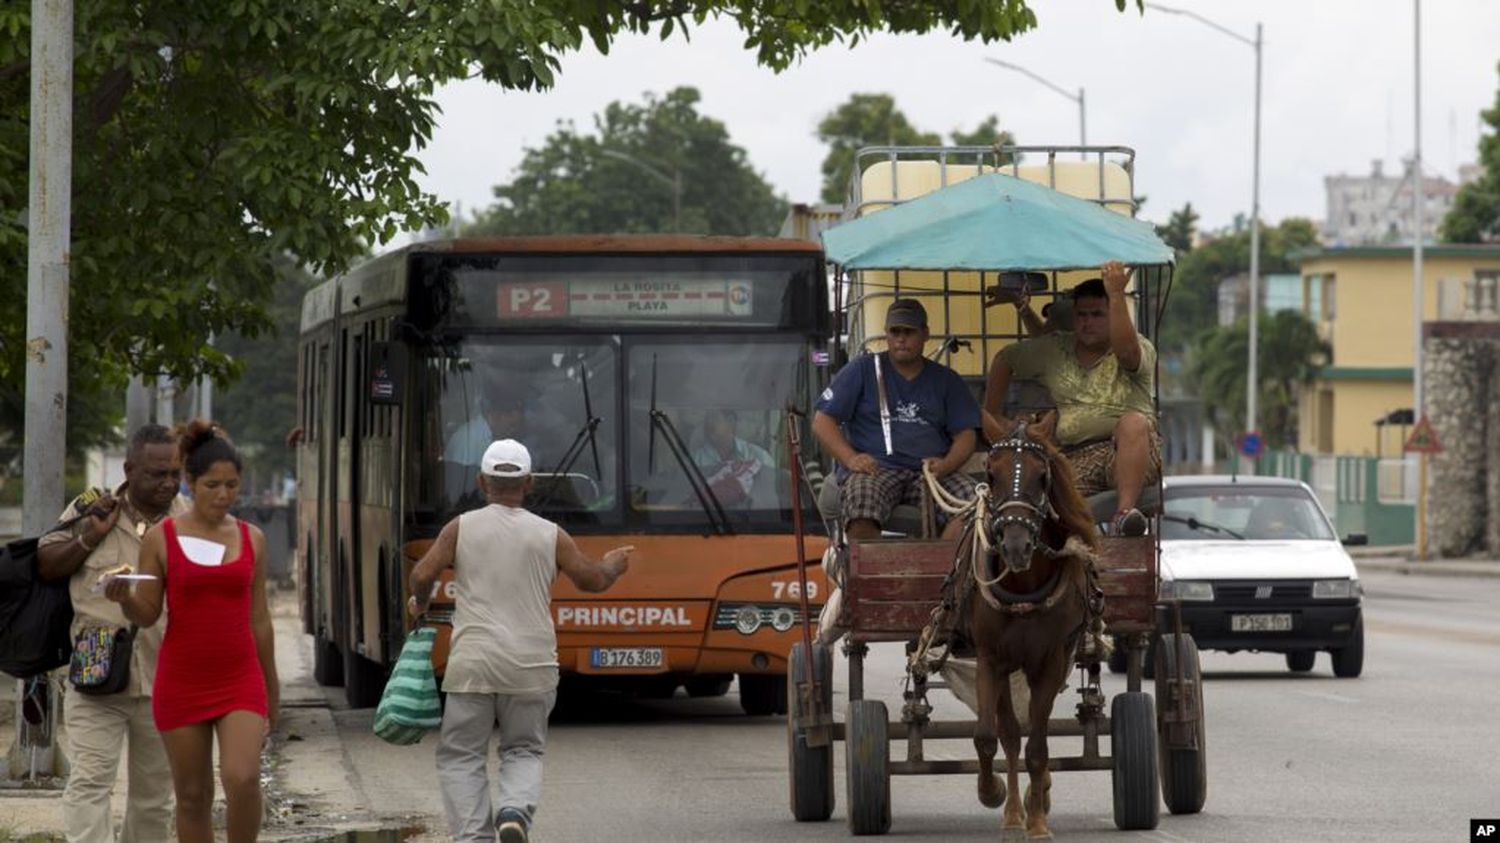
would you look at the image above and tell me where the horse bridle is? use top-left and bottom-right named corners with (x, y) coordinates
top-left (987, 424), bottom-right (1063, 560)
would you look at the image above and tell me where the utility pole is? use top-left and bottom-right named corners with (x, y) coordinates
top-left (12, 0), bottom-right (75, 782)
top-left (1412, 0), bottom-right (1427, 559)
top-left (983, 58), bottom-right (1087, 159)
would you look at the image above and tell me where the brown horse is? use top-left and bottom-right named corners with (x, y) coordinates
top-left (968, 423), bottom-right (1100, 839)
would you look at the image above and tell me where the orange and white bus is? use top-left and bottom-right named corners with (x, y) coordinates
top-left (295, 236), bottom-right (831, 711)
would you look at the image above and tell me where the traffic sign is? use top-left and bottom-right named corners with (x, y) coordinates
top-left (1403, 415), bottom-right (1444, 454)
top-left (1236, 431), bottom-right (1265, 459)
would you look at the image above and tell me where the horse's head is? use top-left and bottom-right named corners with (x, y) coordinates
top-left (984, 423), bottom-right (1059, 574)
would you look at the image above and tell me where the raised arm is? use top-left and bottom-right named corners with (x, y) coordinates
top-left (982, 353), bottom-right (1016, 444)
top-left (104, 524), bottom-right (167, 627)
top-left (1102, 261), bottom-right (1143, 372)
top-left (407, 518), bottom-right (459, 617)
top-left (555, 529), bottom-right (631, 593)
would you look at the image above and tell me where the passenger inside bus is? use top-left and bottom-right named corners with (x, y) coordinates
top-left (443, 388), bottom-right (529, 466)
top-left (692, 409), bottom-right (777, 509)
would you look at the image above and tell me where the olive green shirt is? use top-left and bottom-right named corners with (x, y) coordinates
top-left (999, 331), bottom-right (1157, 447)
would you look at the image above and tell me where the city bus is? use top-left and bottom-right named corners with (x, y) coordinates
top-left (295, 236), bottom-right (832, 710)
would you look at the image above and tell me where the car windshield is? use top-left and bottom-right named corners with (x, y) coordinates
top-left (1161, 485), bottom-right (1336, 542)
top-left (626, 339), bottom-right (814, 531)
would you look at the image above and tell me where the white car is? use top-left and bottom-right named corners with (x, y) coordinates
top-left (1122, 476), bottom-right (1365, 678)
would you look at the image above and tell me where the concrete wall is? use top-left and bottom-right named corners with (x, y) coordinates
top-left (1423, 323), bottom-right (1500, 558)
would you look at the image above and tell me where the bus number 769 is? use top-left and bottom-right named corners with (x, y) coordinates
top-left (771, 580), bottom-right (817, 600)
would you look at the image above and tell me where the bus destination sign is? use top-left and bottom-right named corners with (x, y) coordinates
top-left (497, 278), bottom-right (754, 320)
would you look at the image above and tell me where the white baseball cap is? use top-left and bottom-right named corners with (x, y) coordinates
top-left (480, 439), bottom-right (532, 477)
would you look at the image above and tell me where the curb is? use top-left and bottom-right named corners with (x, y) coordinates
top-left (1355, 558), bottom-right (1500, 579)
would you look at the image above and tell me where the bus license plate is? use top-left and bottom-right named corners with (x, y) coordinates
top-left (590, 647), bottom-right (664, 669)
top-left (1231, 613), bottom-right (1292, 632)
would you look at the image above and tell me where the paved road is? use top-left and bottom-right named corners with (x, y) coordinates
top-left (271, 570), bottom-right (1500, 842)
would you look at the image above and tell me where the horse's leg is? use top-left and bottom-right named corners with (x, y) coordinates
top-left (973, 651), bottom-right (1006, 810)
top-left (997, 670), bottom-right (1026, 832)
top-left (1021, 657), bottom-right (1070, 840)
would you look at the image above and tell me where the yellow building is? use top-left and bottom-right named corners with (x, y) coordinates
top-left (1296, 244), bottom-right (1500, 456)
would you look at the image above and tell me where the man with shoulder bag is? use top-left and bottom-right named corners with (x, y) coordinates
top-left (36, 425), bottom-right (189, 843)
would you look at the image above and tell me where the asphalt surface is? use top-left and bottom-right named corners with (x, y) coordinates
top-left (252, 567), bottom-right (1500, 843)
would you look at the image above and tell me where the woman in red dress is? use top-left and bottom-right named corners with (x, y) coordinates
top-left (108, 420), bottom-right (279, 843)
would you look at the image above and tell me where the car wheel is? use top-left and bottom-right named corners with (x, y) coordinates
top-left (1331, 615), bottom-right (1364, 678)
top-left (1285, 651), bottom-right (1316, 673)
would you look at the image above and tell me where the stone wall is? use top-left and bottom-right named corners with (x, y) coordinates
top-left (1423, 323), bottom-right (1500, 557)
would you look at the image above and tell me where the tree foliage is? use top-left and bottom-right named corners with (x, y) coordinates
top-left (214, 260), bottom-right (317, 493)
top-left (1156, 202), bottom-right (1199, 254)
top-left (1159, 217), bottom-right (1320, 355)
top-left (816, 94), bottom-right (1016, 203)
top-left (1441, 60), bottom-right (1500, 243)
top-left (468, 87), bottom-right (784, 236)
top-left (1, 0), bottom-right (1135, 452)
top-left (1190, 310), bottom-right (1329, 450)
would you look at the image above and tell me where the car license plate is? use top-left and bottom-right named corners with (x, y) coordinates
top-left (589, 647), bottom-right (664, 669)
top-left (1231, 613), bottom-right (1293, 632)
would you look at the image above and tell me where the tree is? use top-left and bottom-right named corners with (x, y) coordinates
top-left (1, 1), bottom-right (1136, 452)
top-left (468, 87), bottom-right (785, 236)
top-left (214, 260), bottom-right (317, 494)
top-left (1156, 202), bottom-right (1199, 254)
top-left (1190, 310), bottom-right (1330, 450)
top-left (1159, 217), bottom-right (1321, 355)
top-left (1441, 60), bottom-right (1500, 243)
top-left (815, 95), bottom-right (1017, 203)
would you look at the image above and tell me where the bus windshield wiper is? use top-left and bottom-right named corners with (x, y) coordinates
top-left (535, 363), bottom-right (603, 510)
top-left (1162, 514), bottom-right (1245, 540)
top-left (647, 353), bottom-right (732, 535)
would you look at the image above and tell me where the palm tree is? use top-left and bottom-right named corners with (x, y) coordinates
top-left (1189, 310), bottom-right (1330, 451)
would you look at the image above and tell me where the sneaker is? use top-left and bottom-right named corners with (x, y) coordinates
top-left (1115, 508), bottom-right (1148, 537)
top-left (496, 809), bottom-right (529, 843)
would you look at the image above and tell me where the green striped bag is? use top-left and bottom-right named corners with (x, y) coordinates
top-left (373, 627), bottom-right (442, 745)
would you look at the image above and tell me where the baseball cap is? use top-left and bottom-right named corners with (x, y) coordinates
top-left (480, 439), bottom-right (532, 477)
top-left (885, 298), bottom-right (928, 330)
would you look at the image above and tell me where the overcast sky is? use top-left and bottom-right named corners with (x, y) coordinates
top-left (412, 0), bottom-right (1500, 234)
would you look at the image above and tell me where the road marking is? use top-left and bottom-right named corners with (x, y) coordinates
top-left (1367, 617), bottom-right (1500, 647)
top-left (1295, 689), bottom-right (1359, 704)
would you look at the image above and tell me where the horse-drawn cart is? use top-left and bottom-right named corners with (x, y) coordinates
top-left (784, 145), bottom-right (1207, 835)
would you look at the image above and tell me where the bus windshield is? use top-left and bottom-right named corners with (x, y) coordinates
top-left (417, 337), bottom-right (622, 528)
top-left (414, 335), bottom-right (817, 533)
top-left (626, 339), bottom-right (810, 531)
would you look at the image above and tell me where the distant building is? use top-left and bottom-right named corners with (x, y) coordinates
top-left (1322, 159), bottom-right (1465, 246)
top-left (1216, 272), bottom-right (1302, 326)
top-left (1293, 244), bottom-right (1500, 457)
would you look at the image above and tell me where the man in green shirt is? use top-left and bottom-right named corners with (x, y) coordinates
top-left (981, 261), bottom-right (1161, 536)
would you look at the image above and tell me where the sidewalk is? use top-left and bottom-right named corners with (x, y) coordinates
top-left (1349, 545), bottom-right (1500, 578)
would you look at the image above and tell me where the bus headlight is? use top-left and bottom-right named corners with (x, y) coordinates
top-left (770, 606), bottom-right (797, 632)
top-left (734, 605), bottom-right (762, 635)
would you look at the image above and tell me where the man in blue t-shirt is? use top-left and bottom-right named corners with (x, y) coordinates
top-left (812, 298), bottom-right (980, 540)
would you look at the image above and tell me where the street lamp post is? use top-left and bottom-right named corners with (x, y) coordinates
top-left (600, 148), bottom-right (681, 231)
top-left (1147, 3), bottom-right (1263, 440)
top-left (983, 58), bottom-right (1086, 159)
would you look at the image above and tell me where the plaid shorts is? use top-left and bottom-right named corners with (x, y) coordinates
top-left (840, 467), bottom-right (978, 529)
top-left (1063, 432), bottom-right (1163, 499)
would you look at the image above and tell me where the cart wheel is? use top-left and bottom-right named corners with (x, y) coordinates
top-left (1285, 651), bottom-right (1315, 672)
top-left (1331, 615), bottom-right (1364, 678)
top-left (845, 699), bottom-right (891, 835)
top-left (1154, 633), bottom-right (1207, 815)
top-left (1111, 691), bottom-right (1160, 830)
top-left (788, 642), bottom-right (835, 822)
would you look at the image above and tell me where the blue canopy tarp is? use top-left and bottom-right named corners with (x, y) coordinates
top-left (822, 173), bottom-right (1174, 272)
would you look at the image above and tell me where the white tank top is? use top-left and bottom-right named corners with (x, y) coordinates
top-left (442, 504), bottom-right (560, 695)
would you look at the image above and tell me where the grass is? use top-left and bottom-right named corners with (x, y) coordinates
top-left (0, 830), bottom-right (65, 842)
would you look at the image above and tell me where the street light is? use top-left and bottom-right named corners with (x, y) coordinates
top-left (982, 58), bottom-right (1086, 160)
top-left (599, 148), bottom-right (682, 231)
top-left (1147, 3), bottom-right (1264, 439)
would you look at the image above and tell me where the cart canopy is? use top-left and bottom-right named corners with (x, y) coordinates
top-left (822, 173), bottom-right (1174, 272)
